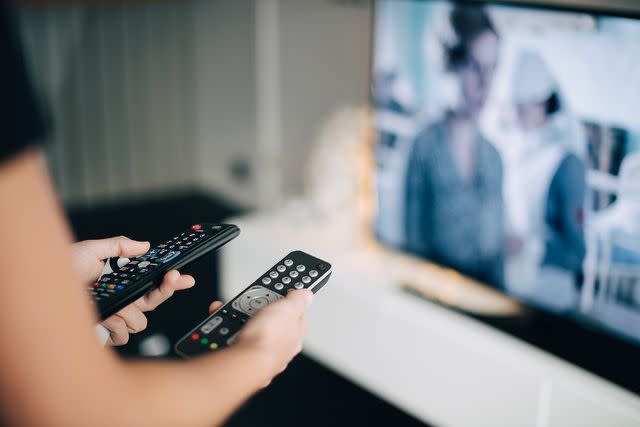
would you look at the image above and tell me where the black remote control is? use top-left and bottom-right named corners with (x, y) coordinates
top-left (175, 250), bottom-right (332, 358)
top-left (92, 223), bottom-right (240, 320)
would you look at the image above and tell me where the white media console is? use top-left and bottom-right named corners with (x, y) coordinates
top-left (220, 211), bottom-right (640, 427)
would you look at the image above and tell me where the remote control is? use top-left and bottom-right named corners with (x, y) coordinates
top-left (175, 250), bottom-right (332, 358)
top-left (91, 223), bottom-right (240, 320)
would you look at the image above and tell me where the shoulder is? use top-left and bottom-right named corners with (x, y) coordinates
top-left (551, 153), bottom-right (586, 193)
top-left (557, 153), bottom-right (585, 175)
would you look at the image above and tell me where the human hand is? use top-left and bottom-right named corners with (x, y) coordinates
top-left (230, 290), bottom-right (313, 385)
top-left (72, 236), bottom-right (196, 345)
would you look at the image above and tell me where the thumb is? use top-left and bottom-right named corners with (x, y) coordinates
top-left (284, 289), bottom-right (313, 313)
top-left (90, 236), bottom-right (150, 260)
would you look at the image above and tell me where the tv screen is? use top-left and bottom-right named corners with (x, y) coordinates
top-left (373, 0), bottom-right (640, 345)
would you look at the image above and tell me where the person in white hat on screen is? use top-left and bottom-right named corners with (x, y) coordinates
top-left (503, 50), bottom-right (587, 310)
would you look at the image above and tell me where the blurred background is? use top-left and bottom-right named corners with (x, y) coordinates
top-left (12, 0), bottom-right (640, 426)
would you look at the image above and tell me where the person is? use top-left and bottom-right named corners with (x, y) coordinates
top-left (404, 5), bottom-right (504, 288)
top-left (503, 50), bottom-right (586, 309)
top-left (0, 2), bottom-right (312, 425)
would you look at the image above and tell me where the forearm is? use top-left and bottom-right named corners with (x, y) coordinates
top-left (0, 150), bottom-right (266, 426)
top-left (121, 347), bottom-right (272, 427)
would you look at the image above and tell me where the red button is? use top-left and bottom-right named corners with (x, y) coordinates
top-left (191, 333), bottom-right (200, 340)
top-left (191, 224), bottom-right (202, 231)
top-left (93, 282), bottom-right (100, 287)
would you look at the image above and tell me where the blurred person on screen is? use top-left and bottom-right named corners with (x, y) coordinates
top-left (405, 5), bottom-right (505, 288)
top-left (503, 50), bottom-right (587, 309)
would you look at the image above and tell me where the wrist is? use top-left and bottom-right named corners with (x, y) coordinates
top-left (225, 342), bottom-right (278, 388)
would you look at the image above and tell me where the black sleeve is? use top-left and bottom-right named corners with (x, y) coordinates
top-left (1, 0), bottom-right (50, 163)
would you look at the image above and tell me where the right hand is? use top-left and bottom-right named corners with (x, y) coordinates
top-left (210, 289), bottom-right (313, 385)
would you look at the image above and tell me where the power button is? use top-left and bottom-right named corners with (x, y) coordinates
top-left (191, 224), bottom-right (202, 231)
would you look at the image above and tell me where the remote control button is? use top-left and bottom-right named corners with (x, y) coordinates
top-left (219, 327), bottom-right (229, 336)
top-left (309, 270), bottom-right (318, 278)
top-left (302, 276), bottom-right (311, 284)
top-left (231, 285), bottom-right (284, 316)
top-left (282, 276), bottom-right (291, 284)
top-left (200, 337), bottom-right (208, 345)
top-left (116, 285), bottom-right (125, 291)
top-left (201, 316), bottom-right (223, 334)
top-left (157, 251), bottom-right (180, 264)
top-left (294, 282), bottom-right (304, 289)
top-left (296, 265), bottom-right (306, 272)
top-left (284, 259), bottom-right (293, 267)
top-left (227, 333), bottom-right (239, 346)
top-left (138, 261), bottom-right (151, 268)
top-left (209, 343), bottom-right (219, 350)
top-left (262, 277), bottom-right (271, 285)
top-left (276, 265), bottom-right (286, 273)
top-left (107, 284), bottom-right (116, 289)
top-left (191, 333), bottom-right (200, 341)
top-left (289, 271), bottom-right (299, 278)
top-left (274, 283), bottom-right (284, 290)
top-left (269, 271), bottom-right (278, 279)
top-left (317, 263), bottom-right (327, 270)
top-left (191, 224), bottom-right (202, 230)
top-left (249, 297), bottom-right (269, 310)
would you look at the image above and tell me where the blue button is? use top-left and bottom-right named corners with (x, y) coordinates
top-left (157, 250), bottom-right (181, 264)
top-left (116, 285), bottom-right (125, 291)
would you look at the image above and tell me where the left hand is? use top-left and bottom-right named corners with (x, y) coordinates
top-left (72, 236), bottom-right (196, 346)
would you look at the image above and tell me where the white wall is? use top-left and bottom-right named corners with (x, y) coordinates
top-left (17, 0), bottom-right (371, 207)
top-left (277, 0), bottom-right (371, 196)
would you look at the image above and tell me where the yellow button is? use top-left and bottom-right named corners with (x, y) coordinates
top-left (209, 343), bottom-right (219, 350)
top-left (107, 284), bottom-right (116, 289)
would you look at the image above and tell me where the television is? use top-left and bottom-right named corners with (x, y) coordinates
top-left (372, 0), bottom-right (640, 389)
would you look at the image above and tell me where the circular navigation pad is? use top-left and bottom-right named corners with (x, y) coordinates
top-left (232, 285), bottom-right (283, 316)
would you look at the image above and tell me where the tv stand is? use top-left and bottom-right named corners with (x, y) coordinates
top-left (220, 211), bottom-right (640, 427)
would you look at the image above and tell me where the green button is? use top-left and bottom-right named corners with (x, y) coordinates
top-left (200, 338), bottom-right (208, 345)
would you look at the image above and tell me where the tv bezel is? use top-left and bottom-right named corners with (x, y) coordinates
top-left (370, 0), bottom-right (640, 395)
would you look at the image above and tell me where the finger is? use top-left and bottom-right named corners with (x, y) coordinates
top-left (101, 316), bottom-right (129, 346)
top-left (208, 301), bottom-right (224, 314)
top-left (87, 236), bottom-right (150, 260)
top-left (137, 271), bottom-right (195, 312)
top-left (114, 305), bottom-right (148, 333)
